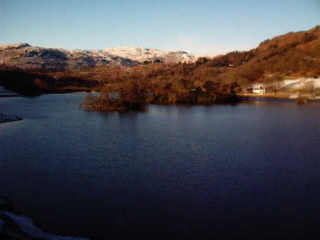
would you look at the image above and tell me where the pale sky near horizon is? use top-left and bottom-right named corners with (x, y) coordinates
top-left (0, 0), bottom-right (319, 55)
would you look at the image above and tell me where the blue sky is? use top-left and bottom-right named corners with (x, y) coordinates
top-left (1, 0), bottom-right (319, 55)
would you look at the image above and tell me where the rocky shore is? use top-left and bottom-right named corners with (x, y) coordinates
top-left (0, 196), bottom-right (89, 240)
top-left (0, 113), bottom-right (22, 123)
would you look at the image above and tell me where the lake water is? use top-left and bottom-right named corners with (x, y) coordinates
top-left (1, 93), bottom-right (320, 239)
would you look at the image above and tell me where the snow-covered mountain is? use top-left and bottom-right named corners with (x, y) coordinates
top-left (103, 46), bottom-right (195, 64)
top-left (0, 43), bottom-right (195, 71)
top-left (0, 43), bottom-right (138, 71)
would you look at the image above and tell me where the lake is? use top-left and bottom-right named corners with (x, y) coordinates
top-left (1, 93), bottom-right (320, 239)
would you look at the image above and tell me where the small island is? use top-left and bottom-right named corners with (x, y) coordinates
top-left (1, 26), bottom-right (319, 112)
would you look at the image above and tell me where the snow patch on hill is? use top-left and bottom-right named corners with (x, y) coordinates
top-left (0, 43), bottom-right (196, 71)
top-left (103, 46), bottom-right (195, 63)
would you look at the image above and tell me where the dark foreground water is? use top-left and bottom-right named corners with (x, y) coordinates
top-left (1, 93), bottom-right (320, 239)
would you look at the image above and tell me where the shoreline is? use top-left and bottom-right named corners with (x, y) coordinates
top-left (0, 113), bottom-right (23, 124)
top-left (0, 196), bottom-right (89, 240)
top-left (238, 93), bottom-right (320, 102)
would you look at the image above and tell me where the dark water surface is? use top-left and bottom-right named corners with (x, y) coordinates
top-left (1, 93), bottom-right (320, 239)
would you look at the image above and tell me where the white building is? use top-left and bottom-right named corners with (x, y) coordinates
top-left (251, 83), bottom-right (265, 94)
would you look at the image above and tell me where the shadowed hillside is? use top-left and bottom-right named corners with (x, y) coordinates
top-left (1, 25), bottom-right (319, 108)
top-left (0, 66), bottom-right (99, 96)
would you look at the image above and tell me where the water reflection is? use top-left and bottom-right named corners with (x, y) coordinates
top-left (1, 94), bottom-right (320, 239)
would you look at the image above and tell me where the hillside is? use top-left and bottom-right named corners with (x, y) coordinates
top-left (1, 26), bottom-right (319, 105)
top-left (80, 25), bottom-right (320, 110)
top-left (205, 25), bottom-right (320, 86)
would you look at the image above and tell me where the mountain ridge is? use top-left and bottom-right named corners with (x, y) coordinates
top-left (0, 43), bottom-right (195, 71)
top-left (1, 25), bottom-right (319, 99)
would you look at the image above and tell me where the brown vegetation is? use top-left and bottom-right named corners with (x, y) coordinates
top-left (1, 25), bottom-right (319, 110)
top-left (220, 25), bottom-right (320, 88)
top-left (80, 62), bottom-right (239, 111)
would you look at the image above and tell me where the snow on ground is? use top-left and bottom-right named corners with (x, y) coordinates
top-left (313, 78), bottom-right (320, 88)
top-left (103, 46), bottom-right (195, 63)
top-left (281, 78), bottom-right (320, 90)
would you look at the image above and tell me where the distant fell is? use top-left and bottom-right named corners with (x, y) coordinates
top-left (0, 43), bottom-right (195, 71)
top-left (1, 25), bottom-right (319, 100)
